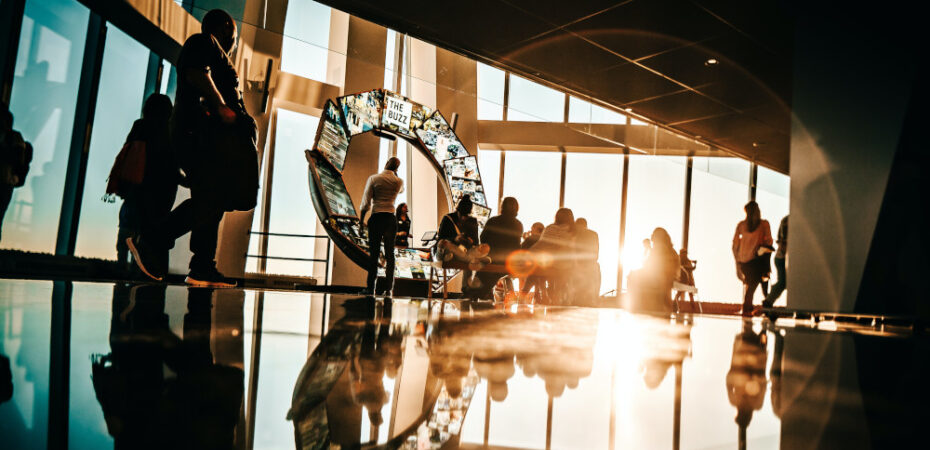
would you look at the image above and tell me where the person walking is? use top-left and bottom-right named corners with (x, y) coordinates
top-left (763, 215), bottom-right (788, 307)
top-left (128, 9), bottom-right (258, 287)
top-left (115, 94), bottom-right (179, 266)
top-left (732, 201), bottom-right (774, 316)
top-left (359, 157), bottom-right (404, 295)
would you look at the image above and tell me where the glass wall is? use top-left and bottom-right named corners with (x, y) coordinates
top-left (506, 75), bottom-right (564, 122)
top-left (688, 158), bottom-right (751, 303)
top-left (262, 109), bottom-right (321, 276)
top-left (74, 27), bottom-right (149, 260)
top-left (280, 0), bottom-right (334, 84)
top-left (477, 63), bottom-right (504, 120)
top-left (1, 0), bottom-right (90, 253)
top-left (501, 151), bottom-right (561, 229)
top-left (622, 156), bottom-right (687, 283)
top-left (568, 96), bottom-right (626, 124)
top-left (564, 153), bottom-right (623, 295)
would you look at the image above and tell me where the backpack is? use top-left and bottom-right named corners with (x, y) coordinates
top-left (105, 139), bottom-right (146, 201)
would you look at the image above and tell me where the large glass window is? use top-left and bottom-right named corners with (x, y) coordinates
top-left (280, 0), bottom-right (333, 84)
top-left (477, 63), bottom-right (504, 120)
top-left (74, 27), bottom-right (149, 260)
top-left (506, 75), bottom-right (564, 122)
top-left (688, 157), bottom-right (751, 303)
top-left (1, 0), bottom-right (90, 252)
top-left (501, 151), bottom-right (561, 229)
top-left (263, 109), bottom-right (321, 276)
top-left (477, 148), bottom-right (501, 213)
top-left (564, 153), bottom-right (623, 295)
top-left (568, 96), bottom-right (626, 124)
top-left (622, 156), bottom-right (687, 285)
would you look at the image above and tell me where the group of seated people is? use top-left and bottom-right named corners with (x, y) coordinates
top-left (432, 195), bottom-right (602, 305)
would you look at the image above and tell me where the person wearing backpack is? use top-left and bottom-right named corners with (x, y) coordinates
top-left (0, 105), bottom-right (32, 241)
top-left (112, 94), bottom-right (179, 265)
top-left (127, 9), bottom-right (258, 287)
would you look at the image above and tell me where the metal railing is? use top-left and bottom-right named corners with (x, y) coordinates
top-left (244, 231), bottom-right (332, 285)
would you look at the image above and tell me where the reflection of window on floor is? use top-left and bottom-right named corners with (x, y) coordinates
top-left (247, 109), bottom-right (323, 277)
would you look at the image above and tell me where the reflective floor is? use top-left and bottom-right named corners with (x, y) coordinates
top-left (0, 279), bottom-right (926, 449)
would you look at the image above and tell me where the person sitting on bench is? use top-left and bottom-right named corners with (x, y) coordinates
top-left (435, 195), bottom-right (490, 290)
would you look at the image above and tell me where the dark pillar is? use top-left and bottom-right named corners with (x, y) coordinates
top-left (55, 14), bottom-right (106, 256)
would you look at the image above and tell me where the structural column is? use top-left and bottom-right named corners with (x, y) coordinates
top-left (329, 16), bottom-right (387, 287)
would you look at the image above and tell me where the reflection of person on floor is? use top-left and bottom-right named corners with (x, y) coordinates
top-left (475, 197), bottom-right (523, 299)
top-left (92, 284), bottom-right (243, 449)
top-left (360, 157), bottom-right (404, 295)
top-left (726, 321), bottom-right (768, 448)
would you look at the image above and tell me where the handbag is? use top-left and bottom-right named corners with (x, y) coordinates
top-left (200, 111), bottom-right (259, 212)
top-left (105, 139), bottom-right (146, 201)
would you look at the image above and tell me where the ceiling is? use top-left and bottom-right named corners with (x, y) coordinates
top-left (314, 0), bottom-right (795, 173)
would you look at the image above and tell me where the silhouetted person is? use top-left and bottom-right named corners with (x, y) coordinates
top-left (763, 215), bottom-right (788, 308)
top-left (475, 197), bottom-right (523, 298)
top-left (521, 222), bottom-right (544, 250)
top-left (529, 208), bottom-right (576, 304)
top-left (726, 322), bottom-right (768, 450)
top-left (629, 228), bottom-right (679, 314)
top-left (436, 195), bottom-right (490, 293)
top-left (0, 353), bottom-right (11, 405)
top-left (128, 9), bottom-right (257, 287)
top-left (674, 248), bottom-right (697, 304)
top-left (574, 218), bottom-right (600, 303)
top-left (115, 94), bottom-right (179, 266)
top-left (732, 201), bottom-right (774, 316)
top-left (518, 222), bottom-right (544, 297)
top-left (0, 105), bottom-right (32, 241)
top-left (394, 202), bottom-right (410, 248)
top-left (360, 157), bottom-right (404, 295)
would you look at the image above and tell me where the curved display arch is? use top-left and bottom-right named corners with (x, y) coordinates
top-left (305, 88), bottom-right (491, 281)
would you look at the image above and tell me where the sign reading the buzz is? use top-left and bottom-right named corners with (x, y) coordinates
top-left (383, 93), bottom-right (413, 132)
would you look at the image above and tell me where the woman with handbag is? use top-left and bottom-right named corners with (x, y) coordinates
top-left (732, 201), bottom-right (774, 316)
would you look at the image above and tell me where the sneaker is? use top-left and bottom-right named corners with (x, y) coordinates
top-left (126, 236), bottom-right (165, 281)
top-left (186, 267), bottom-right (237, 288)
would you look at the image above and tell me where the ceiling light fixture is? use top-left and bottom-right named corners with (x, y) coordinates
top-left (624, 107), bottom-right (633, 112)
top-left (704, 58), bottom-right (718, 67)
